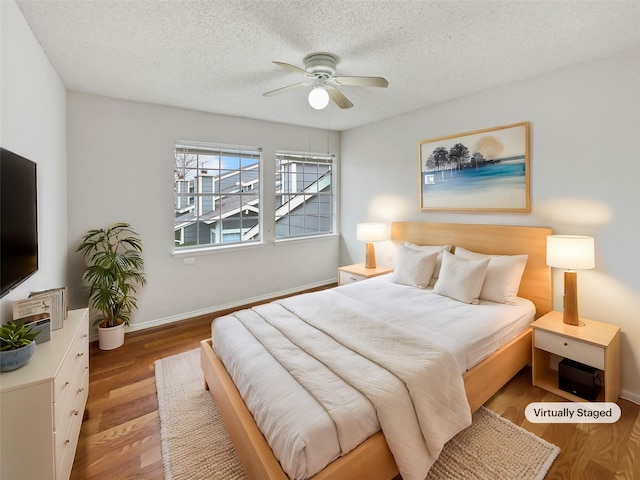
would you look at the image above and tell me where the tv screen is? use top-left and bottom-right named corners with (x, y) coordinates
top-left (1, 147), bottom-right (39, 298)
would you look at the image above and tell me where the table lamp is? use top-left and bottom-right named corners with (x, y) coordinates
top-left (356, 223), bottom-right (388, 269)
top-left (546, 235), bottom-right (595, 325)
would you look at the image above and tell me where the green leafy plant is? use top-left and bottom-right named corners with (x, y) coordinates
top-left (76, 222), bottom-right (147, 328)
top-left (0, 321), bottom-right (40, 351)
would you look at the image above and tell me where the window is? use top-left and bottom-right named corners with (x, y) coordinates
top-left (275, 151), bottom-right (335, 240)
top-left (174, 142), bottom-right (261, 250)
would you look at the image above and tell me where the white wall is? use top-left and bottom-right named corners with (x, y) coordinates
top-left (340, 48), bottom-right (640, 401)
top-left (66, 93), bottom-right (341, 331)
top-left (0, 1), bottom-right (68, 322)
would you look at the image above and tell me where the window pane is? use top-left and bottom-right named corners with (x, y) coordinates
top-left (174, 143), bottom-right (261, 249)
top-left (275, 152), bottom-right (335, 240)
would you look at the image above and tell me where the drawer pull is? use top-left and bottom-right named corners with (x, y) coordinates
top-left (564, 342), bottom-right (568, 346)
top-left (65, 439), bottom-right (70, 446)
top-left (77, 388), bottom-right (85, 394)
top-left (72, 409), bottom-right (80, 416)
top-left (77, 352), bottom-right (84, 358)
top-left (63, 381), bottom-right (70, 388)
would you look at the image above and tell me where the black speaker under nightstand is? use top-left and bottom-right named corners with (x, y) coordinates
top-left (558, 358), bottom-right (601, 402)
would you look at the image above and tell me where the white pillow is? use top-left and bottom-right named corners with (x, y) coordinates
top-left (454, 247), bottom-right (528, 305)
top-left (404, 242), bottom-right (451, 286)
top-left (433, 251), bottom-right (490, 304)
top-left (390, 245), bottom-right (438, 287)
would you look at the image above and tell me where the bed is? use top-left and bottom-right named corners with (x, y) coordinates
top-left (200, 222), bottom-right (552, 480)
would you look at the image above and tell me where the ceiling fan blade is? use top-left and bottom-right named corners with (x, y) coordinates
top-left (334, 76), bottom-right (389, 88)
top-left (326, 86), bottom-right (353, 109)
top-left (263, 82), bottom-right (311, 97)
top-left (273, 61), bottom-right (308, 76)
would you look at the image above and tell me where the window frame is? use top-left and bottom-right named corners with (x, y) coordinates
top-left (173, 142), bottom-right (263, 253)
top-left (274, 150), bottom-right (337, 242)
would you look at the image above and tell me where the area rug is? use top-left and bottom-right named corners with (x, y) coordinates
top-left (155, 349), bottom-right (560, 480)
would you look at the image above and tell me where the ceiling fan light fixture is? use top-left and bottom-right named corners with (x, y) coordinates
top-left (267, 52), bottom-right (388, 110)
top-left (308, 86), bottom-right (329, 110)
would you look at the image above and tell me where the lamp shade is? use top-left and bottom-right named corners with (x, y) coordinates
top-left (356, 223), bottom-right (388, 242)
top-left (546, 235), bottom-right (595, 270)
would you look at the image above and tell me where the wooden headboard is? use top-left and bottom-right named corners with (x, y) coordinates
top-left (391, 222), bottom-right (552, 318)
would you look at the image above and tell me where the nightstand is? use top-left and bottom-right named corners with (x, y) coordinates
top-left (532, 311), bottom-right (621, 402)
top-left (338, 263), bottom-right (393, 285)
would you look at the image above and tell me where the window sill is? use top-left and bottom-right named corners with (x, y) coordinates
top-left (172, 241), bottom-right (266, 257)
top-left (274, 233), bottom-right (340, 246)
top-left (172, 233), bottom-right (340, 257)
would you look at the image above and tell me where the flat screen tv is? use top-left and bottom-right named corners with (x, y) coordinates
top-left (1, 147), bottom-right (39, 298)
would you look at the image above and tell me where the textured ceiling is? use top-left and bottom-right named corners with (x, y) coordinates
top-left (15, 0), bottom-right (640, 131)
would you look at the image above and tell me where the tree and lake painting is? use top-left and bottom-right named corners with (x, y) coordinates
top-left (419, 122), bottom-right (530, 212)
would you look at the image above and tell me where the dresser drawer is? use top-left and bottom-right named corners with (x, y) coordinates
top-left (55, 375), bottom-right (88, 480)
top-left (53, 326), bottom-right (89, 427)
top-left (55, 356), bottom-right (89, 434)
top-left (339, 270), bottom-right (365, 285)
top-left (534, 329), bottom-right (605, 370)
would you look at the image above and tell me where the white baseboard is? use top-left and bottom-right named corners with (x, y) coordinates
top-left (89, 278), bottom-right (338, 342)
top-left (621, 389), bottom-right (640, 405)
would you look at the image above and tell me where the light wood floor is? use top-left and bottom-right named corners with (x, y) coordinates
top-left (71, 301), bottom-right (640, 479)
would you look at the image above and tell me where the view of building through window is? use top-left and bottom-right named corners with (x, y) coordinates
top-left (174, 143), bottom-right (335, 250)
top-left (174, 143), bottom-right (261, 249)
top-left (275, 151), bottom-right (334, 239)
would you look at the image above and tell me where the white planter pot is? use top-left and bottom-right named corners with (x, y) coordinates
top-left (97, 322), bottom-right (126, 350)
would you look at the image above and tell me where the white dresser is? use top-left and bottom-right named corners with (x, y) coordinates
top-left (0, 308), bottom-right (89, 480)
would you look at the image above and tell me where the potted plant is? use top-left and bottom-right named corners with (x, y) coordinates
top-left (0, 321), bottom-right (40, 371)
top-left (77, 222), bottom-right (146, 350)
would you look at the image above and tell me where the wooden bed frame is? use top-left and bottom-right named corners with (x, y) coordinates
top-left (200, 222), bottom-right (552, 480)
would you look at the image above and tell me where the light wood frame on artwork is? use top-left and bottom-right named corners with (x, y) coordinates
top-left (419, 121), bottom-right (531, 212)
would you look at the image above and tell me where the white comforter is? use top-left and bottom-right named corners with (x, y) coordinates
top-left (213, 287), bottom-right (473, 480)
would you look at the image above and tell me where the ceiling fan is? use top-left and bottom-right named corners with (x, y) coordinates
top-left (263, 53), bottom-right (389, 110)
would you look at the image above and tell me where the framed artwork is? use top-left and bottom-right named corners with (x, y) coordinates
top-left (419, 121), bottom-right (530, 212)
